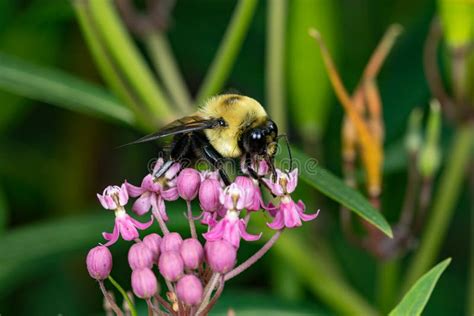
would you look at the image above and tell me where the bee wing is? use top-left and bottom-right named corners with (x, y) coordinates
top-left (120, 116), bottom-right (222, 147)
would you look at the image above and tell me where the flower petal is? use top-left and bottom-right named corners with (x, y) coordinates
top-left (132, 192), bottom-right (152, 215)
top-left (130, 215), bottom-right (154, 230)
top-left (238, 221), bottom-right (261, 241)
top-left (203, 220), bottom-right (225, 241)
top-left (97, 194), bottom-right (110, 210)
top-left (117, 216), bottom-right (140, 241)
top-left (286, 169), bottom-right (299, 193)
top-left (125, 181), bottom-right (145, 197)
top-left (267, 210), bottom-right (284, 230)
top-left (151, 195), bottom-right (168, 221)
top-left (102, 224), bottom-right (119, 246)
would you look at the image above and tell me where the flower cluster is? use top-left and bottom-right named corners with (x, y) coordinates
top-left (86, 158), bottom-right (319, 315)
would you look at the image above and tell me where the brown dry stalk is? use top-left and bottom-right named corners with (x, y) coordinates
top-left (309, 29), bottom-right (383, 197)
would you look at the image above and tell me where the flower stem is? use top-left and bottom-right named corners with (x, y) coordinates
top-left (403, 123), bottom-right (474, 292)
top-left (87, 0), bottom-right (176, 124)
top-left (186, 200), bottom-right (197, 239)
top-left (145, 32), bottom-right (193, 114)
top-left (266, 0), bottom-right (287, 134)
top-left (225, 229), bottom-right (282, 281)
top-left (154, 294), bottom-right (174, 315)
top-left (197, 275), bottom-right (225, 316)
top-left (196, 273), bottom-right (220, 315)
top-left (153, 209), bottom-right (170, 235)
top-left (99, 280), bottom-right (124, 316)
top-left (108, 276), bottom-right (138, 316)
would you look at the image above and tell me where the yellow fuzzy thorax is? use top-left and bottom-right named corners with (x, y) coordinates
top-left (199, 94), bottom-right (268, 158)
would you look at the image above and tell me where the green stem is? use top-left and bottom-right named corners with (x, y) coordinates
top-left (266, 0), bottom-right (287, 133)
top-left (376, 260), bottom-right (400, 313)
top-left (87, 0), bottom-right (176, 124)
top-left (468, 159), bottom-right (474, 316)
top-left (196, 0), bottom-right (258, 103)
top-left (145, 32), bottom-right (193, 114)
top-left (108, 276), bottom-right (138, 316)
top-left (403, 123), bottom-right (474, 292)
top-left (73, 0), bottom-right (151, 130)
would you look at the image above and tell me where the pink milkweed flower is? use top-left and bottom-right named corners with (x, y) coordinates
top-left (126, 158), bottom-right (180, 220)
top-left (262, 168), bottom-right (299, 196)
top-left (203, 210), bottom-right (261, 248)
top-left (263, 168), bottom-right (319, 230)
top-left (241, 157), bottom-right (270, 177)
top-left (267, 198), bottom-right (319, 230)
top-left (97, 184), bottom-right (129, 210)
top-left (219, 183), bottom-right (246, 211)
top-left (102, 209), bottom-right (153, 246)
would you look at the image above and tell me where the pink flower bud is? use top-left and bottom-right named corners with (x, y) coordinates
top-left (131, 268), bottom-right (158, 299)
top-left (176, 274), bottom-right (203, 306)
top-left (160, 232), bottom-right (183, 252)
top-left (180, 238), bottom-right (204, 270)
top-left (205, 240), bottom-right (237, 274)
top-left (177, 168), bottom-right (201, 200)
top-left (199, 178), bottom-right (223, 213)
top-left (128, 242), bottom-right (154, 270)
top-left (86, 245), bottom-right (113, 280)
top-left (143, 233), bottom-right (162, 262)
top-left (158, 251), bottom-right (184, 281)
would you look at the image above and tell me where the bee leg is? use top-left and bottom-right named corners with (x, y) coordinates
top-left (244, 154), bottom-right (275, 196)
top-left (154, 135), bottom-right (192, 178)
top-left (201, 145), bottom-right (231, 186)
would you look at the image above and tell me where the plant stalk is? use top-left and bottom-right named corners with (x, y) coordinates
top-left (145, 32), bottom-right (193, 113)
top-left (403, 123), bottom-right (474, 292)
top-left (266, 0), bottom-right (287, 133)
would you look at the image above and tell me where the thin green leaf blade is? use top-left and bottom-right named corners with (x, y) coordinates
top-left (389, 258), bottom-right (451, 316)
top-left (0, 52), bottom-right (134, 125)
top-left (282, 148), bottom-right (392, 237)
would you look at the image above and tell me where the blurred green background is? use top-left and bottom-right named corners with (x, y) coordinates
top-left (0, 0), bottom-right (472, 315)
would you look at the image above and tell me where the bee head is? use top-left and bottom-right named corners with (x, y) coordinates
top-left (241, 119), bottom-right (278, 156)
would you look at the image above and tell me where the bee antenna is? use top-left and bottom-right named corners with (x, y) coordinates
top-left (276, 134), bottom-right (293, 171)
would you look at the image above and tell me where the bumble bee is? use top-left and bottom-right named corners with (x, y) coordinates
top-left (126, 94), bottom-right (285, 185)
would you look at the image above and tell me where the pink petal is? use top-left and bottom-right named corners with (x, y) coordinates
top-left (125, 181), bottom-right (145, 197)
top-left (129, 215), bottom-right (154, 230)
top-left (104, 195), bottom-right (117, 209)
top-left (162, 187), bottom-right (178, 201)
top-left (151, 195), bottom-right (168, 221)
top-left (117, 216), bottom-right (140, 241)
top-left (102, 224), bottom-right (120, 246)
top-left (238, 221), bottom-right (261, 241)
top-left (132, 192), bottom-right (152, 215)
top-left (263, 202), bottom-right (278, 217)
top-left (142, 175), bottom-right (161, 192)
top-left (286, 169), bottom-right (299, 193)
top-left (118, 183), bottom-right (129, 205)
top-left (267, 210), bottom-right (284, 230)
top-left (203, 220), bottom-right (225, 241)
top-left (97, 194), bottom-right (110, 210)
top-left (282, 201), bottom-right (302, 228)
top-left (262, 178), bottom-right (284, 196)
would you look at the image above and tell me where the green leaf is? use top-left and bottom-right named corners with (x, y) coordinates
top-left (390, 258), bottom-right (451, 316)
top-left (0, 52), bottom-right (134, 125)
top-left (280, 148), bottom-right (392, 237)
